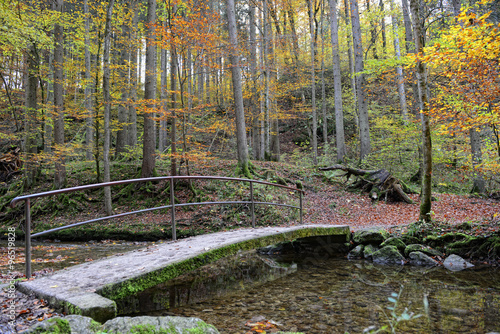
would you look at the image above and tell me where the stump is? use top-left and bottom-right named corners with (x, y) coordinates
top-left (319, 164), bottom-right (414, 204)
top-left (0, 148), bottom-right (21, 182)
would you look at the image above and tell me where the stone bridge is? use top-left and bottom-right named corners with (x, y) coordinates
top-left (18, 224), bottom-right (350, 322)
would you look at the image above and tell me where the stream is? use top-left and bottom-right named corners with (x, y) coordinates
top-left (121, 250), bottom-right (500, 334)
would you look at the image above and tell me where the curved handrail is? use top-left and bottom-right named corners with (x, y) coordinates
top-left (9, 175), bottom-right (304, 278)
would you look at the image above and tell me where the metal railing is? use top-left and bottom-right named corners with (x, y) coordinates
top-left (10, 175), bottom-right (305, 278)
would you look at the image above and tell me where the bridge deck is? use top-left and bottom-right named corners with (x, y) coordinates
top-left (17, 224), bottom-right (349, 322)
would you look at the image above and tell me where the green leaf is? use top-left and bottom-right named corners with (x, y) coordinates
top-left (388, 297), bottom-right (397, 303)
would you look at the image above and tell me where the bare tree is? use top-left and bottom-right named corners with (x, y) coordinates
top-left (226, 0), bottom-right (249, 174)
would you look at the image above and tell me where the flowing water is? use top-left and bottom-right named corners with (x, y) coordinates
top-left (121, 250), bottom-right (500, 334)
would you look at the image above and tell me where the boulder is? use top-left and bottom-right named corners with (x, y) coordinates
top-left (404, 244), bottom-right (443, 258)
top-left (443, 254), bottom-right (474, 272)
top-left (353, 228), bottom-right (388, 245)
top-left (372, 246), bottom-right (405, 265)
top-left (363, 244), bottom-right (379, 260)
top-left (24, 315), bottom-right (220, 334)
top-left (408, 251), bottom-right (439, 266)
top-left (347, 245), bottom-right (365, 259)
top-left (380, 237), bottom-right (406, 252)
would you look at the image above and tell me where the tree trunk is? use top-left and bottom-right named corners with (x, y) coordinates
top-left (84, 0), bottom-right (93, 160)
top-left (127, 1), bottom-right (139, 149)
top-left (102, 0), bottom-right (114, 215)
top-left (470, 126), bottom-right (485, 194)
top-left (391, 0), bottom-right (408, 122)
top-left (263, 0), bottom-right (271, 157)
top-left (115, 5), bottom-right (129, 159)
top-left (308, 0), bottom-right (318, 164)
top-left (24, 44), bottom-right (38, 189)
top-left (170, 45), bottom-right (178, 176)
top-left (249, 4), bottom-right (261, 160)
top-left (141, 0), bottom-right (157, 178)
top-left (226, 0), bottom-right (249, 174)
top-left (53, 0), bottom-right (66, 189)
top-left (44, 52), bottom-right (53, 154)
top-left (410, 0), bottom-right (432, 222)
top-left (158, 38), bottom-right (168, 154)
top-left (329, 0), bottom-right (346, 162)
top-left (343, 0), bottom-right (358, 129)
top-left (350, 0), bottom-right (371, 160)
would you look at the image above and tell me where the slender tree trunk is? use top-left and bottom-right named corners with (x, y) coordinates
top-left (263, 0), bottom-right (271, 157)
top-left (102, 0), bottom-right (114, 215)
top-left (53, 0), bottom-right (66, 189)
top-left (226, 0), bottom-right (249, 174)
top-left (380, 0), bottom-right (386, 55)
top-left (170, 47), bottom-right (178, 176)
top-left (410, 0), bottom-right (432, 222)
top-left (159, 38), bottom-right (168, 154)
top-left (391, 0), bottom-right (408, 122)
top-left (44, 52), bottom-right (53, 154)
top-left (351, 0), bottom-right (371, 160)
top-left (249, 4), bottom-right (261, 160)
top-left (401, 0), bottom-right (418, 114)
top-left (127, 2), bottom-right (139, 149)
top-left (308, 0), bottom-right (318, 164)
top-left (141, 0), bottom-right (157, 178)
top-left (24, 44), bottom-right (38, 189)
top-left (321, 1), bottom-right (328, 146)
top-left (84, 0), bottom-right (93, 160)
top-left (115, 5), bottom-right (129, 159)
top-left (470, 127), bottom-right (485, 193)
top-left (329, 0), bottom-right (346, 162)
top-left (343, 0), bottom-right (358, 129)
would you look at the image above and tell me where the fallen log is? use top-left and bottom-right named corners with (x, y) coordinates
top-left (319, 164), bottom-right (414, 204)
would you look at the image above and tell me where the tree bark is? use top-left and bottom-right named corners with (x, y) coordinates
top-left (127, 1), bottom-right (139, 149)
top-left (53, 0), bottom-right (66, 189)
top-left (308, 0), bottom-right (318, 164)
top-left (390, 0), bottom-right (408, 122)
top-left (350, 0), bottom-right (371, 160)
top-left (102, 0), bottom-right (114, 215)
top-left (249, 4), bottom-right (261, 160)
top-left (141, 0), bottom-right (157, 178)
top-left (24, 44), bottom-right (38, 189)
top-left (115, 3), bottom-right (129, 159)
top-left (329, 0), bottom-right (346, 162)
top-left (410, 0), bottom-right (432, 222)
top-left (84, 0), bottom-right (93, 161)
top-left (226, 0), bottom-right (249, 174)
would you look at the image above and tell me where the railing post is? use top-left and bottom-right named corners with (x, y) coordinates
top-left (25, 198), bottom-right (32, 278)
top-left (299, 191), bottom-right (303, 224)
top-left (170, 177), bottom-right (176, 241)
top-left (250, 181), bottom-right (255, 228)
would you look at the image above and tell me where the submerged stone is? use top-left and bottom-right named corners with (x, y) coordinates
top-left (372, 246), bottom-right (405, 265)
top-left (443, 254), bottom-right (474, 272)
top-left (409, 251), bottom-right (439, 267)
top-left (353, 228), bottom-right (388, 245)
top-left (347, 245), bottom-right (365, 259)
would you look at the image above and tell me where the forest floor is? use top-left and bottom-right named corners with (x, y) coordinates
top-left (0, 159), bottom-right (499, 332)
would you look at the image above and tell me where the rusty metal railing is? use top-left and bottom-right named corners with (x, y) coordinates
top-left (10, 175), bottom-right (305, 278)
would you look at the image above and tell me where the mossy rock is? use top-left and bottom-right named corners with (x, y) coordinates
top-left (363, 244), bottom-right (379, 260)
top-left (24, 317), bottom-right (72, 333)
top-left (404, 244), bottom-right (443, 258)
top-left (352, 228), bottom-right (388, 245)
top-left (408, 251), bottom-right (439, 267)
top-left (380, 237), bottom-right (406, 252)
top-left (347, 245), bottom-right (364, 259)
top-left (372, 246), bottom-right (405, 265)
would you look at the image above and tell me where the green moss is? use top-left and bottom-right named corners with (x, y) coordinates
top-left (29, 317), bottom-right (71, 333)
top-left (100, 226), bottom-right (349, 303)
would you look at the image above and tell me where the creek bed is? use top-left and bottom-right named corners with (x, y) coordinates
top-left (123, 250), bottom-right (500, 334)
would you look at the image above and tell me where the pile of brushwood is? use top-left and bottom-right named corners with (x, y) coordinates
top-left (319, 164), bottom-right (415, 203)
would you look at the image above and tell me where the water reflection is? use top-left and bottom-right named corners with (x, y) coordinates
top-left (123, 249), bottom-right (500, 333)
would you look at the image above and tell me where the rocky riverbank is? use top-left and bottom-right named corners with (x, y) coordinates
top-left (348, 220), bottom-right (500, 269)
